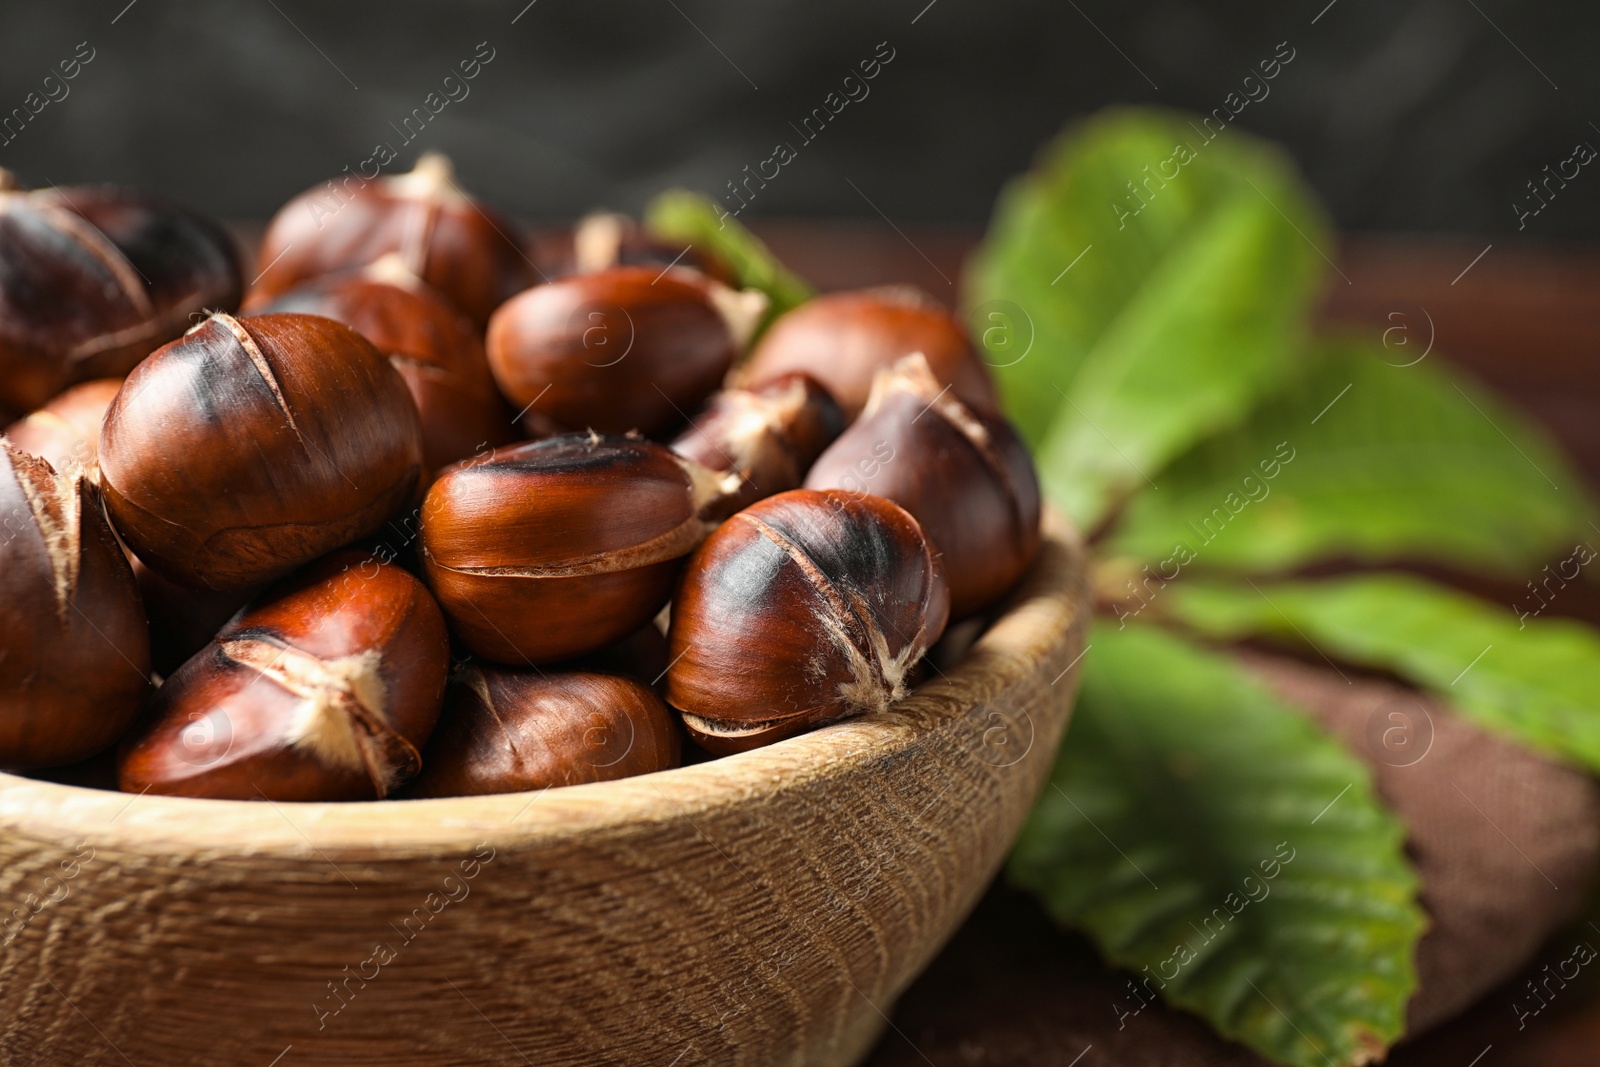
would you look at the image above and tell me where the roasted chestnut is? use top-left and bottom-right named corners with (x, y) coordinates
top-left (118, 553), bottom-right (450, 800)
top-left (486, 266), bottom-right (766, 438)
top-left (249, 153), bottom-right (533, 328)
top-left (530, 211), bottom-right (736, 286)
top-left (407, 667), bottom-right (681, 797)
top-left (0, 170), bottom-right (242, 411)
top-left (739, 286), bottom-right (997, 419)
top-left (1, 377), bottom-right (122, 477)
top-left (1, 443), bottom-right (151, 770)
top-left (806, 353), bottom-right (1041, 619)
top-left (244, 256), bottom-right (514, 473)
top-left (666, 488), bottom-right (949, 754)
top-left (99, 312), bottom-right (425, 591)
top-left (420, 433), bottom-right (738, 665)
top-left (671, 373), bottom-right (846, 518)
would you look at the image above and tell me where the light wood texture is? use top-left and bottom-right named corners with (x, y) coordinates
top-left (0, 523), bottom-right (1088, 1067)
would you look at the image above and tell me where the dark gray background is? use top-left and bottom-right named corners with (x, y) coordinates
top-left (0, 0), bottom-right (1595, 236)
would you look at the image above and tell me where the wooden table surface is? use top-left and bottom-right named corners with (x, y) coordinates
top-left (745, 221), bottom-right (1600, 1066)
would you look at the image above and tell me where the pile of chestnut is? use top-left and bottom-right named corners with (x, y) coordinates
top-left (0, 154), bottom-right (1041, 803)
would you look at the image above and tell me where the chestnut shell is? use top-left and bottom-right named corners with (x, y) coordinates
top-left (1, 444), bottom-right (151, 770)
top-left (99, 312), bottom-right (425, 591)
top-left (486, 266), bottom-right (757, 438)
top-left (420, 433), bottom-right (734, 665)
top-left (249, 154), bottom-right (532, 328)
top-left (806, 354), bottom-right (1041, 618)
top-left (408, 667), bottom-right (681, 797)
top-left (666, 488), bottom-right (949, 754)
top-left (671, 373), bottom-right (846, 518)
top-left (2, 377), bottom-right (122, 477)
top-left (739, 287), bottom-right (997, 420)
top-left (245, 263), bottom-right (514, 473)
top-left (118, 553), bottom-right (450, 800)
top-left (0, 178), bottom-right (242, 411)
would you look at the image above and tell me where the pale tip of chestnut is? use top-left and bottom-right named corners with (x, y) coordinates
top-left (573, 212), bottom-right (629, 275)
top-left (676, 452), bottom-right (747, 521)
top-left (871, 351), bottom-right (992, 446)
top-left (704, 281), bottom-right (770, 350)
top-left (710, 378), bottom-right (810, 470)
top-left (361, 252), bottom-right (428, 289)
top-left (219, 636), bottom-right (415, 793)
top-left (388, 151), bottom-right (467, 203)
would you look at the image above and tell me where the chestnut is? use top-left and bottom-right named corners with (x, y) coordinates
top-left (1, 443), bottom-right (151, 770)
top-left (244, 256), bottom-right (514, 473)
top-left (486, 266), bottom-right (767, 439)
top-left (407, 667), bottom-right (680, 798)
top-left (531, 211), bottom-right (737, 286)
top-left (0, 170), bottom-right (242, 411)
top-left (99, 312), bottom-right (425, 591)
top-left (671, 373), bottom-right (846, 518)
top-left (117, 552), bottom-right (450, 800)
top-left (806, 353), bottom-right (1041, 619)
top-left (250, 153), bottom-right (532, 328)
top-left (739, 286), bottom-right (998, 420)
top-left (666, 488), bottom-right (949, 754)
top-left (420, 433), bottom-right (739, 665)
top-left (1, 377), bottom-right (122, 477)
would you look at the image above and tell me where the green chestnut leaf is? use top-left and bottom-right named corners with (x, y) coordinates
top-left (966, 108), bottom-right (1329, 529)
top-left (1012, 621), bottom-right (1423, 1067)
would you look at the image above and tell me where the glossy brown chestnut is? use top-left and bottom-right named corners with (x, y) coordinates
top-left (531, 211), bottom-right (737, 286)
top-left (117, 553), bottom-right (450, 800)
top-left (667, 488), bottom-right (949, 754)
top-left (1, 443), bottom-right (151, 770)
top-left (250, 153), bottom-right (532, 328)
top-left (99, 312), bottom-right (425, 591)
top-left (486, 266), bottom-right (766, 438)
top-left (1, 377), bottom-right (122, 477)
top-left (671, 373), bottom-right (846, 518)
top-left (244, 256), bottom-right (514, 473)
top-left (420, 433), bottom-right (739, 665)
top-left (806, 353), bottom-right (1042, 619)
top-left (0, 170), bottom-right (242, 411)
top-left (408, 667), bottom-right (681, 797)
top-left (739, 286), bottom-right (998, 420)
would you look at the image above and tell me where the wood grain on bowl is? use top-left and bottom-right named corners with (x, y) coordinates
top-left (0, 521), bottom-right (1087, 1067)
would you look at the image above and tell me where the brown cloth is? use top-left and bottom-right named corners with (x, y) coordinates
top-left (868, 653), bottom-right (1600, 1066)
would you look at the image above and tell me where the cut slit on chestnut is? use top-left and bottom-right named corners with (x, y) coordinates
top-left (666, 488), bottom-right (949, 754)
top-left (117, 553), bottom-right (449, 801)
top-left (214, 633), bottom-right (422, 794)
top-left (1, 442), bottom-right (150, 771)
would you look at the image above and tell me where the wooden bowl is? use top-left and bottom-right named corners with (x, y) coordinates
top-left (0, 525), bottom-right (1088, 1067)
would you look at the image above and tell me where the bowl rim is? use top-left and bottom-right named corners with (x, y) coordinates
top-left (0, 522), bottom-right (1087, 860)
